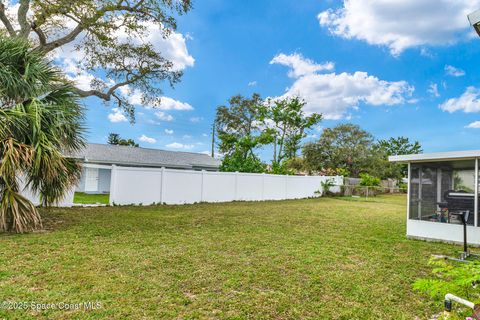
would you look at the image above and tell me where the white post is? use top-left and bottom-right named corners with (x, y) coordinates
top-left (418, 165), bottom-right (422, 220)
top-left (109, 165), bottom-right (117, 206)
top-left (475, 158), bottom-right (478, 227)
top-left (285, 175), bottom-right (288, 199)
top-left (407, 163), bottom-right (411, 221)
top-left (436, 168), bottom-right (442, 203)
top-left (261, 173), bottom-right (265, 201)
top-left (234, 171), bottom-right (239, 201)
top-left (201, 170), bottom-right (205, 202)
top-left (160, 167), bottom-right (165, 204)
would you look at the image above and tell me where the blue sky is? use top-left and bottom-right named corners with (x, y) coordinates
top-left (80, 0), bottom-right (480, 159)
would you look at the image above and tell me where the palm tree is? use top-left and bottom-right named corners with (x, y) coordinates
top-left (0, 35), bottom-right (85, 233)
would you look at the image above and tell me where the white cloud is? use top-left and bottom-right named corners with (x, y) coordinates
top-left (190, 117), bottom-right (202, 123)
top-left (140, 23), bottom-right (195, 71)
top-left (108, 108), bottom-right (128, 123)
top-left (466, 121), bottom-right (480, 128)
top-left (155, 111), bottom-right (174, 121)
top-left (166, 142), bottom-right (194, 150)
top-left (248, 81), bottom-right (257, 87)
top-left (271, 53), bottom-right (414, 119)
top-left (138, 134), bottom-right (156, 144)
top-left (157, 97), bottom-right (193, 110)
top-left (120, 86), bottom-right (193, 111)
top-left (318, 1), bottom-right (480, 55)
top-left (445, 65), bottom-right (466, 77)
top-left (183, 134), bottom-right (192, 139)
top-left (439, 87), bottom-right (480, 113)
top-left (427, 83), bottom-right (440, 97)
top-left (270, 53), bottom-right (334, 78)
top-left (164, 129), bottom-right (174, 135)
top-left (420, 48), bottom-right (435, 58)
top-left (57, 20), bottom-right (194, 71)
top-left (119, 87), bottom-right (144, 105)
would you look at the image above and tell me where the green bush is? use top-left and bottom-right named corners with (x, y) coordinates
top-left (359, 173), bottom-right (381, 187)
top-left (320, 179), bottom-right (336, 196)
top-left (220, 150), bottom-right (266, 173)
top-left (398, 181), bottom-right (407, 193)
top-left (335, 168), bottom-right (350, 177)
top-left (270, 161), bottom-right (294, 175)
top-left (413, 258), bottom-right (480, 317)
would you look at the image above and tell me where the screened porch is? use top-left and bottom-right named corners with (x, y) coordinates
top-left (390, 151), bottom-right (480, 245)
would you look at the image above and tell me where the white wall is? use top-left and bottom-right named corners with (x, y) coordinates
top-left (19, 177), bottom-right (75, 207)
top-left (109, 166), bottom-right (343, 206)
top-left (407, 219), bottom-right (480, 245)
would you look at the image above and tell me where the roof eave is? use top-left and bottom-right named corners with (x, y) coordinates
top-left (389, 150), bottom-right (480, 163)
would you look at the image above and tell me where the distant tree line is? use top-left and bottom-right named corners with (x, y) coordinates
top-left (107, 133), bottom-right (139, 147)
top-left (214, 93), bottom-right (421, 179)
top-left (302, 124), bottom-right (421, 180)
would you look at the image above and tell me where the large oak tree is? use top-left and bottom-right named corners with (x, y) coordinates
top-left (0, 0), bottom-right (192, 119)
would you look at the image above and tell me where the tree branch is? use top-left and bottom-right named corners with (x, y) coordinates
top-left (0, 1), bottom-right (15, 36)
top-left (17, 0), bottom-right (30, 37)
top-left (38, 23), bottom-right (84, 52)
top-left (31, 22), bottom-right (46, 46)
top-left (74, 73), bottom-right (147, 100)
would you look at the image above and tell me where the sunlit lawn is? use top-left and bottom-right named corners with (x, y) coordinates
top-left (0, 194), bottom-right (459, 319)
top-left (73, 192), bottom-right (109, 205)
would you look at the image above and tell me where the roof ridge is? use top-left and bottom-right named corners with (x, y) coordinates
top-left (86, 142), bottom-right (213, 157)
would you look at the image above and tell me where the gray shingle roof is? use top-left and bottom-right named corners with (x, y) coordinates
top-left (66, 143), bottom-right (221, 170)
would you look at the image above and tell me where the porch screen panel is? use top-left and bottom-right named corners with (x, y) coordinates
top-left (420, 166), bottom-right (437, 219)
top-left (440, 169), bottom-right (453, 201)
top-left (409, 164), bottom-right (420, 220)
top-left (409, 160), bottom-right (475, 225)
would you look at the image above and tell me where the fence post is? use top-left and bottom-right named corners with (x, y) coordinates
top-left (109, 164), bottom-right (117, 206)
top-left (234, 171), bottom-right (239, 201)
top-left (285, 175), bottom-right (288, 199)
top-left (160, 167), bottom-right (165, 204)
top-left (201, 170), bottom-right (205, 202)
top-left (261, 173), bottom-right (265, 201)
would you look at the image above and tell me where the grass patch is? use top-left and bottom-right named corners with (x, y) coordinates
top-left (73, 192), bottom-right (109, 205)
top-left (0, 195), bottom-right (459, 319)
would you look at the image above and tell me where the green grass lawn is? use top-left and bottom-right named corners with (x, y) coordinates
top-left (0, 195), bottom-right (460, 319)
top-left (73, 192), bottom-right (109, 205)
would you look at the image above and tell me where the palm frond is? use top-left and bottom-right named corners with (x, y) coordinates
top-left (0, 36), bottom-right (85, 232)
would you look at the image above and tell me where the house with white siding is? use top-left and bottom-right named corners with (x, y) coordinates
top-left (68, 143), bottom-right (221, 194)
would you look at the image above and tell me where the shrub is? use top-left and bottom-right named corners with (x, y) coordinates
top-left (398, 181), bottom-right (407, 193)
top-left (320, 179), bottom-right (336, 196)
top-left (413, 258), bottom-right (480, 317)
top-left (335, 168), bottom-right (350, 177)
top-left (359, 173), bottom-right (381, 187)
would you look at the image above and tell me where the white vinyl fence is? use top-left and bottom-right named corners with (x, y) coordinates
top-left (19, 177), bottom-right (75, 207)
top-left (109, 165), bottom-right (342, 205)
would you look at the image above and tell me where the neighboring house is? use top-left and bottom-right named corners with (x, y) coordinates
top-left (67, 143), bottom-right (221, 194)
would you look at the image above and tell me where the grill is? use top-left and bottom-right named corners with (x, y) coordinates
top-left (442, 190), bottom-right (475, 258)
top-left (438, 190), bottom-right (475, 225)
